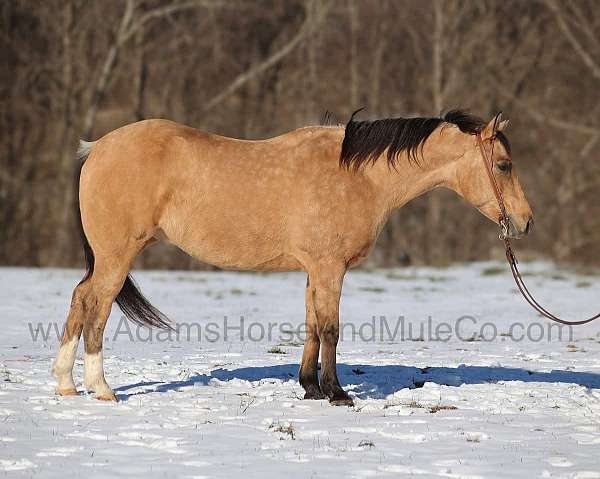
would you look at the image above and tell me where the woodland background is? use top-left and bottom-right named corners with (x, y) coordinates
top-left (2, 0), bottom-right (599, 270)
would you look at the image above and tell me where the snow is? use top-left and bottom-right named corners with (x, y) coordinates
top-left (1, 262), bottom-right (599, 478)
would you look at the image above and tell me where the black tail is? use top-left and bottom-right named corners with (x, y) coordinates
top-left (75, 142), bottom-right (95, 286)
top-left (75, 141), bottom-right (172, 330)
top-left (114, 277), bottom-right (172, 330)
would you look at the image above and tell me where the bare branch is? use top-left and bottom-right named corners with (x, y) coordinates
top-left (82, 0), bottom-right (135, 137)
top-left (121, 0), bottom-right (227, 45)
top-left (544, 0), bottom-right (600, 82)
top-left (496, 85), bottom-right (599, 137)
top-left (202, 0), bottom-right (332, 114)
top-left (82, 0), bottom-right (223, 137)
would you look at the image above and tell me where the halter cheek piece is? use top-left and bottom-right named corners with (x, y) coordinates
top-left (475, 133), bottom-right (511, 241)
top-left (476, 124), bottom-right (600, 326)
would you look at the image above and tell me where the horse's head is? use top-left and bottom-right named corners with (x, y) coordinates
top-left (453, 114), bottom-right (533, 239)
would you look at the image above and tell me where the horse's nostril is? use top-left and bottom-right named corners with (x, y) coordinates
top-left (525, 217), bottom-right (533, 234)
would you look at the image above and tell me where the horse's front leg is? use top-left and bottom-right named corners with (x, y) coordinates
top-left (309, 262), bottom-right (353, 406)
top-left (299, 274), bottom-right (326, 399)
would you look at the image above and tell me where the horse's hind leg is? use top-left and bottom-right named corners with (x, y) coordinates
top-left (53, 281), bottom-right (90, 395)
top-left (81, 255), bottom-right (136, 401)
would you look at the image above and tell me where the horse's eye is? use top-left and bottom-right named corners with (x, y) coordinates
top-left (496, 160), bottom-right (512, 174)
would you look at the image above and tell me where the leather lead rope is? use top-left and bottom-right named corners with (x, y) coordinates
top-left (476, 131), bottom-right (600, 326)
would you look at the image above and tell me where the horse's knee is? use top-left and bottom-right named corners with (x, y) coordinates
top-left (318, 322), bottom-right (339, 345)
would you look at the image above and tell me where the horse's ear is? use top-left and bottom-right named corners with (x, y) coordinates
top-left (481, 112), bottom-right (504, 139)
top-left (498, 119), bottom-right (510, 131)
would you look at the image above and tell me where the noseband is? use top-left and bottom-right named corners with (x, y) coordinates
top-left (476, 130), bottom-right (600, 326)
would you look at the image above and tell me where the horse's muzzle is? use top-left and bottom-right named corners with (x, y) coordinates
top-left (507, 215), bottom-right (533, 239)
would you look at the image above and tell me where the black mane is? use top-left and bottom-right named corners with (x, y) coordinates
top-left (339, 109), bottom-right (510, 171)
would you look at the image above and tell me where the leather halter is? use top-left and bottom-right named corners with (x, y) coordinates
top-left (476, 129), bottom-right (600, 326)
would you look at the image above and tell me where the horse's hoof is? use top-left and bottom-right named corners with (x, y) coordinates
top-left (303, 390), bottom-right (327, 400)
top-left (96, 392), bottom-right (118, 402)
top-left (57, 387), bottom-right (78, 397)
top-left (329, 395), bottom-right (354, 407)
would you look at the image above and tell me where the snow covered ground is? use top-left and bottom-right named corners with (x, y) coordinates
top-left (1, 262), bottom-right (600, 478)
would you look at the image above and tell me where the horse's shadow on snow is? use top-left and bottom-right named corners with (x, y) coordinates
top-left (114, 363), bottom-right (600, 401)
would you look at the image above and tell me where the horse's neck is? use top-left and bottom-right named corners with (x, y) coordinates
top-left (366, 139), bottom-right (458, 212)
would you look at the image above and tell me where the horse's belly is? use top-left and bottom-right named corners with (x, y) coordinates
top-left (215, 253), bottom-right (302, 272)
top-left (180, 242), bottom-right (302, 272)
top-left (158, 221), bottom-right (302, 272)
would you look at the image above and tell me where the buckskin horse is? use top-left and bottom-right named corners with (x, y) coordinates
top-left (52, 110), bottom-right (533, 405)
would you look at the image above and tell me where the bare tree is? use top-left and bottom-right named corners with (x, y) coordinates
top-left (3, 0), bottom-right (599, 268)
